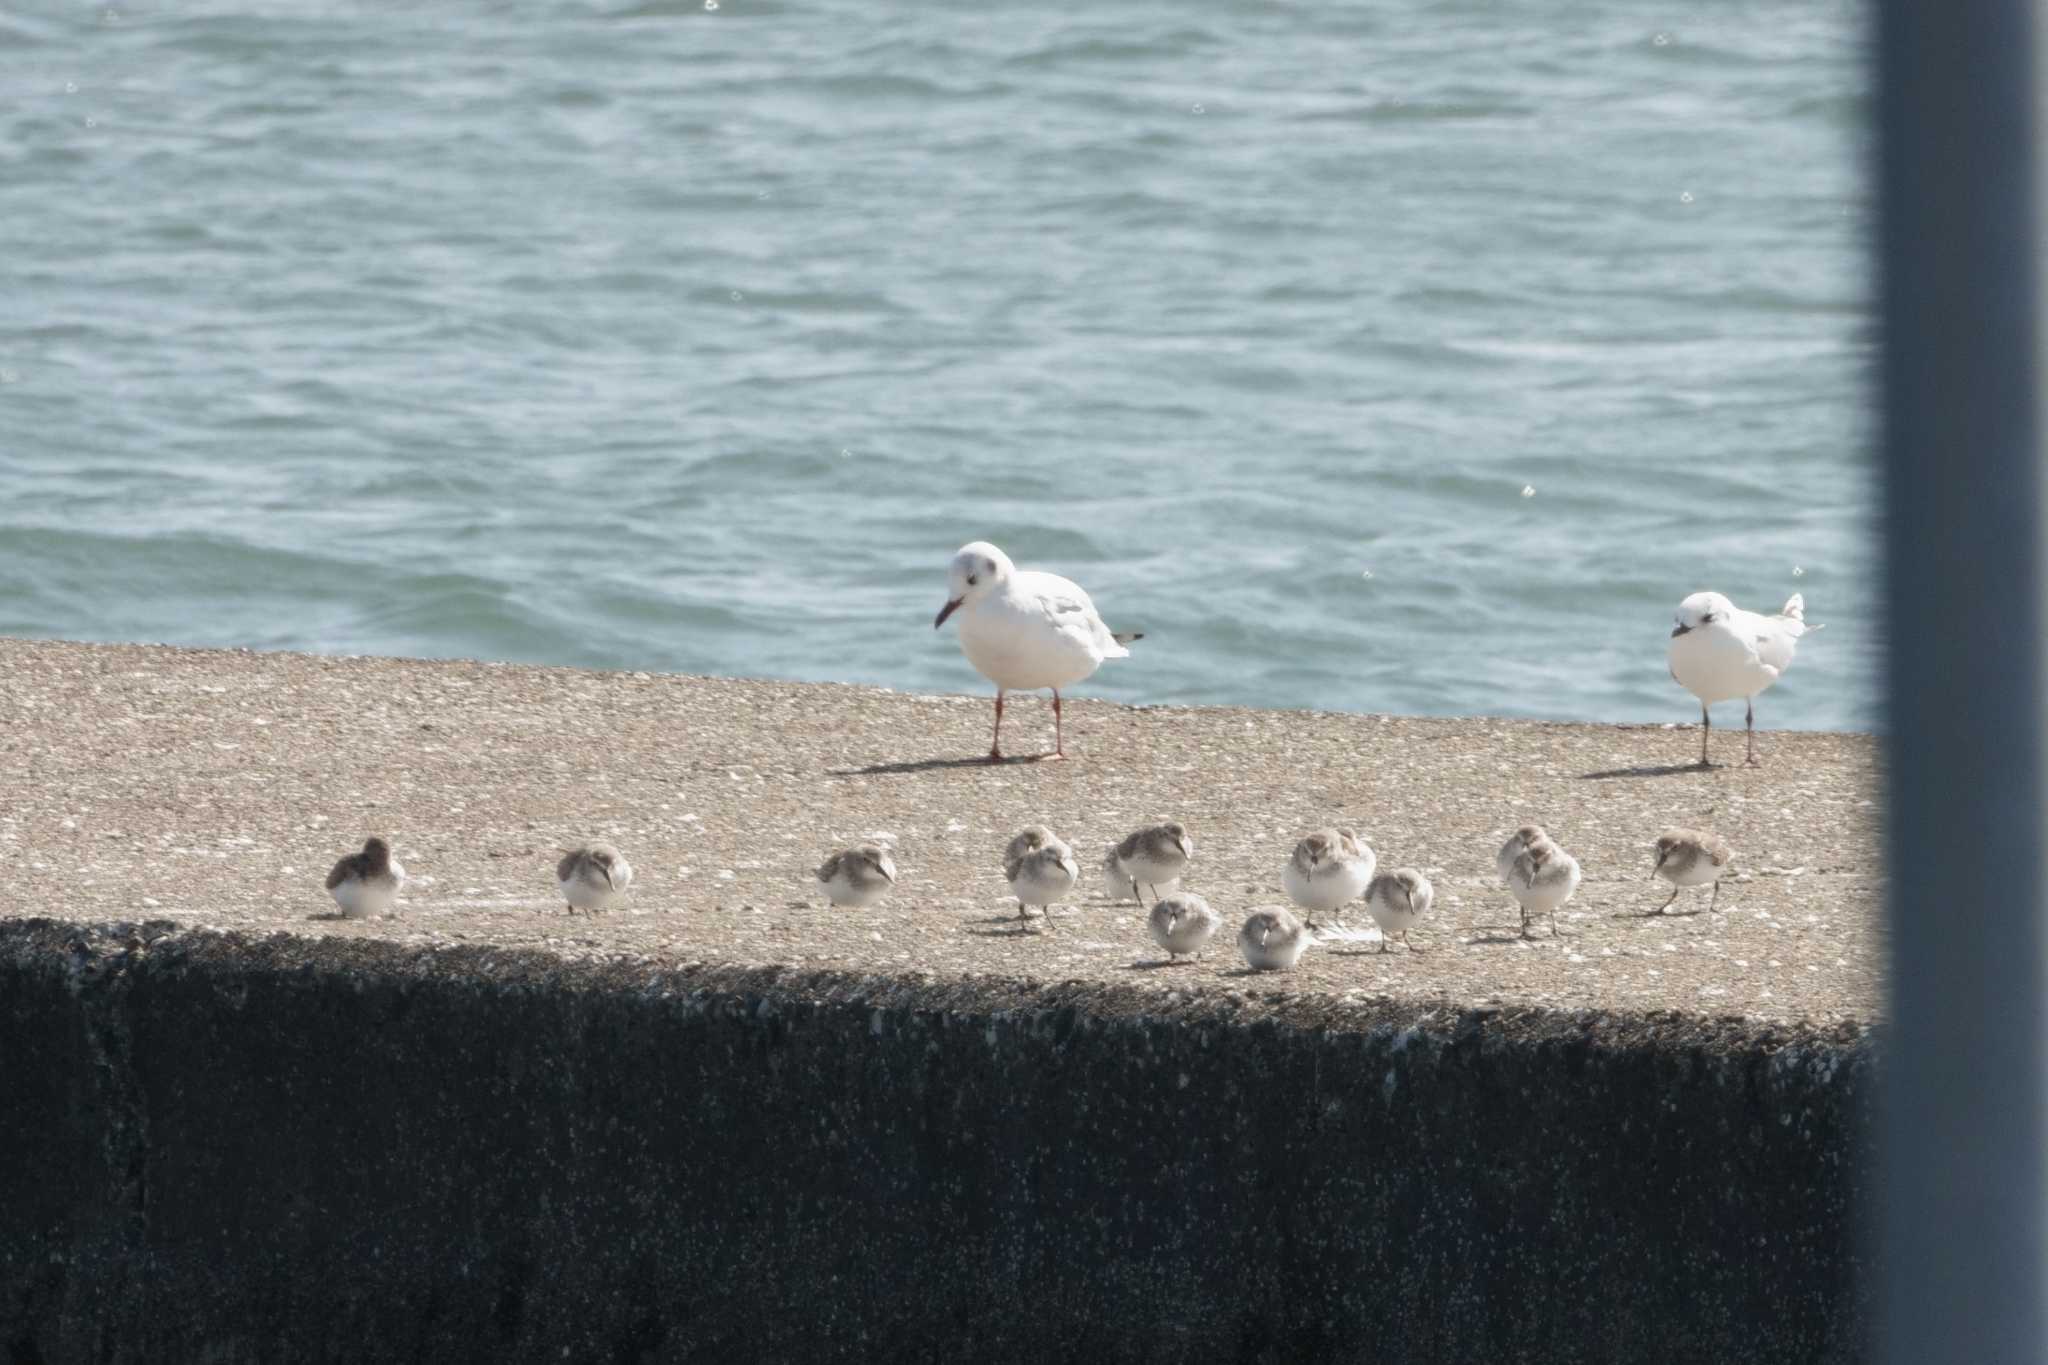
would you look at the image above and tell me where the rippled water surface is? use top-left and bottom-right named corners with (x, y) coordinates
top-left (0, 0), bottom-right (1874, 728)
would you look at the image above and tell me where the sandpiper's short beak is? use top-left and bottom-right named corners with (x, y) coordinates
top-left (1670, 623), bottom-right (1691, 638)
top-left (934, 597), bottom-right (962, 629)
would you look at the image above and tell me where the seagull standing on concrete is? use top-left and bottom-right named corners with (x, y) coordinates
top-left (933, 541), bottom-right (1141, 762)
top-left (1668, 591), bottom-right (1819, 767)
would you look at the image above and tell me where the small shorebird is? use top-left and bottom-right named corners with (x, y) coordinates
top-left (325, 836), bottom-right (404, 919)
top-left (1650, 829), bottom-right (1734, 914)
top-left (1148, 892), bottom-right (1221, 962)
top-left (1238, 908), bottom-right (1312, 971)
top-left (557, 841), bottom-right (633, 915)
top-left (1281, 828), bottom-right (1375, 928)
top-left (1668, 590), bottom-right (1820, 767)
top-left (1003, 825), bottom-right (1079, 929)
top-left (816, 843), bottom-right (897, 909)
top-left (932, 541), bottom-right (1141, 762)
top-left (1365, 869), bottom-right (1433, 953)
top-left (1113, 821), bottom-right (1193, 904)
top-left (1507, 838), bottom-right (1580, 938)
top-left (1100, 845), bottom-right (1145, 903)
top-left (1495, 824), bottom-right (1547, 886)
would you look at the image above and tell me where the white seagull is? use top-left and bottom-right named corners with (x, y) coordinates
top-left (1668, 590), bottom-right (1819, 767)
top-left (933, 541), bottom-right (1140, 762)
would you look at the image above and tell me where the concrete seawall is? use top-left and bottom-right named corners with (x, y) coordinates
top-left (0, 639), bottom-right (1883, 1361)
top-left (3, 920), bottom-right (1872, 1363)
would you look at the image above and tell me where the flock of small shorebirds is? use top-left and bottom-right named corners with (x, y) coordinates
top-left (318, 821), bottom-right (1735, 971)
top-left (319, 539), bottom-right (1816, 971)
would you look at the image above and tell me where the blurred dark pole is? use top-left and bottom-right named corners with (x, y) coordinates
top-left (1877, 0), bottom-right (2045, 1361)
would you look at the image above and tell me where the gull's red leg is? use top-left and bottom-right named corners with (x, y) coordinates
top-left (987, 689), bottom-right (1006, 763)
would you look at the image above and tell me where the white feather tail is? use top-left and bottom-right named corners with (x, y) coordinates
top-left (1776, 593), bottom-right (1821, 633)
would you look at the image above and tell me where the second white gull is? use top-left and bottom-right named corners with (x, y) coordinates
top-left (1668, 590), bottom-right (1820, 767)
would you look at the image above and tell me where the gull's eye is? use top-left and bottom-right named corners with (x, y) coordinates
top-left (967, 574), bottom-right (979, 586)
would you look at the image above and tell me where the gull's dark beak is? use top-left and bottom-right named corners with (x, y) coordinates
top-left (1670, 623), bottom-right (1691, 638)
top-left (934, 597), bottom-right (962, 629)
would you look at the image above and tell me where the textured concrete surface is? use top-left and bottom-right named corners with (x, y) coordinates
top-left (0, 638), bottom-right (1882, 1362)
top-left (1, 919), bottom-right (1873, 1365)
top-left (0, 637), bottom-right (1883, 1023)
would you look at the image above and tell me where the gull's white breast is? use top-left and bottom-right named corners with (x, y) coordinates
top-left (957, 571), bottom-right (1125, 691)
top-left (1669, 620), bottom-right (1778, 705)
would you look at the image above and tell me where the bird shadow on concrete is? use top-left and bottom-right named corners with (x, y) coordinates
top-left (1576, 762), bottom-right (1715, 780)
top-left (1127, 958), bottom-right (1191, 971)
top-left (965, 917), bottom-right (1043, 937)
top-left (829, 753), bottom-right (1060, 777)
top-left (1464, 929), bottom-right (1562, 946)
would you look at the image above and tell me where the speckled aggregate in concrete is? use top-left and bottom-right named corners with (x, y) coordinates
top-left (0, 636), bottom-right (1884, 1024)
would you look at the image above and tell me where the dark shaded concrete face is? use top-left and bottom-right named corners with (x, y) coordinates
top-left (0, 638), bottom-right (1883, 1026)
top-left (1, 922), bottom-right (1871, 1365)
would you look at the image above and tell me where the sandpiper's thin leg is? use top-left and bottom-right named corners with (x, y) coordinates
top-left (1744, 698), bottom-right (1759, 767)
top-left (988, 689), bottom-right (1006, 763)
top-left (1709, 881), bottom-right (1722, 913)
top-left (1654, 887), bottom-right (1681, 915)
